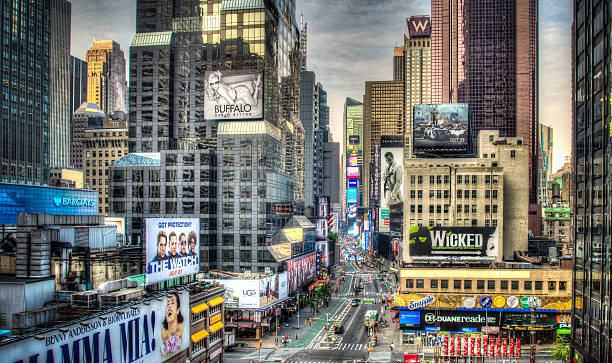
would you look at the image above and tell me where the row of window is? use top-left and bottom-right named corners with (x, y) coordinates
top-left (408, 189), bottom-right (499, 199)
top-left (408, 219), bottom-right (496, 228)
top-left (409, 174), bottom-right (501, 185)
top-left (405, 278), bottom-right (568, 292)
top-left (85, 150), bottom-right (123, 158)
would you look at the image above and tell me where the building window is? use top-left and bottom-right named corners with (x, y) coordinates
top-left (457, 175), bottom-right (462, 184)
top-left (430, 176), bottom-right (435, 184)
top-left (444, 175), bottom-right (449, 184)
top-left (492, 205), bottom-right (498, 213)
top-left (454, 280), bottom-right (461, 289)
top-left (485, 175), bottom-right (491, 184)
top-left (418, 190), bottom-right (423, 198)
top-left (429, 205), bottom-right (434, 213)
top-left (457, 205), bottom-right (462, 213)
top-left (510, 150), bottom-right (516, 158)
top-left (472, 175), bottom-right (477, 184)
top-left (487, 280), bottom-right (496, 290)
top-left (511, 281), bottom-right (519, 290)
top-left (492, 190), bottom-right (498, 199)
top-left (535, 281), bottom-right (543, 290)
top-left (457, 190), bottom-right (462, 198)
top-left (477, 280), bottom-right (485, 289)
top-left (524, 281), bottom-right (532, 290)
top-left (440, 280), bottom-right (448, 289)
top-left (416, 279), bottom-right (424, 288)
top-left (429, 190), bottom-right (435, 198)
top-left (406, 279), bottom-right (414, 289)
top-left (472, 190), bottom-right (477, 198)
top-left (437, 176), bottom-right (442, 184)
top-left (418, 176), bottom-right (423, 184)
top-left (559, 281), bottom-right (567, 290)
top-left (548, 281), bottom-right (556, 291)
top-left (464, 280), bottom-right (472, 289)
top-left (430, 279), bottom-right (438, 289)
top-left (209, 330), bottom-right (222, 344)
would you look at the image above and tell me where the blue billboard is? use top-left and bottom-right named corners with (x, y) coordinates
top-left (0, 183), bottom-right (98, 224)
top-left (347, 188), bottom-right (358, 203)
top-left (400, 311), bottom-right (421, 325)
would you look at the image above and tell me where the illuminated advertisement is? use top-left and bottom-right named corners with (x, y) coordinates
top-left (347, 203), bottom-right (357, 218)
top-left (413, 103), bottom-right (469, 150)
top-left (379, 208), bottom-right (390, 233)
top-left (316, 241), bottom-right (330, 268)
top-left (407, 226), bottom-right (499, 260)
top-left (372, 140), bottom-right (381, 205)
top-left (0, 291), bottom-right (190, 363)
top-left (145, 218), bottom-right (200, 285)
top-left (315, 219), bottom-right (328, 238)
top-left (210, 279), bottom-right (260, 309)
top-left (346, 166), bottom-right (360, 178)
top-left (278, 272), bottom-right (289, 300)
top-left (347, 188), bottom-right (358, 203)
top-left (380, 136), bottom-right (404, 209)
top-left (349, 135), bottom-right (360, 144)
top-left (408, 16), bottom-right (431, 37)
top-left (348, 179), bottom-right (358, 188)
top-left (286, 253), bottom-right (316, 292)
top-left (349, 153), bottom-right (358, 167)
top-left (204, 70), bottom-right (263, 120)
top-left (316, 196), bottom-right (330, 219)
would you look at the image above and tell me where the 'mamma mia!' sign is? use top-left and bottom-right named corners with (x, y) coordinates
top-left (2, 291), bottom-right (189, 363)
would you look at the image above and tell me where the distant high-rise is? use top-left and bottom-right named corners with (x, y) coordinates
top-left (0, 1), bottom-right (51, 185)
top-left (393, 46), bottom-right (405, 82)
top-left (86, 40), bottom-right (127, 114)
top-left (404, 16), bottom-right (431, 158)
top-left (538, 124), bottom-right (553, 206)
top-left (70, 56), bottom-right (88, 113)
top-left (49, 0), bottom-right (72, 169)
top-left (571, 0), bottom-right (609, 361)
top-left (343, 98), bottom-right (364, 216)
top-left (432, 0), bottom-right (538, 205)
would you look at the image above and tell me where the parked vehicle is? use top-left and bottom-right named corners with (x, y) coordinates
top-left (364, 310), bottom-right (378, 329)
top-left (224, 331), bottom-right (237, 350)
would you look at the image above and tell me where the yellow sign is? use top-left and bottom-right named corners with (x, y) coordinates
top-left (493, 296), bottom-right (506, 308)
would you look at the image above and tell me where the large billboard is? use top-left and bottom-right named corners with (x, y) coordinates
top-left (408, 16), bottom-right (431, 37)
top-left (286, 253), bottom-right (316, 292)
top-left (413, 103), bottom-right (469, 151)
top-left (212, 275), bottom-right (286, 309)
top-left (380, 135), bottom-right (404, 209)
top-left (347, 203), bottom-right (357, 219)
top-left (347, 188), bottom-right (358, 203)
top-left (204, 70), bottom-right (263, 120)
top-left (346, 166), bottom-right (360, 178)
top-left (1, 291), bottom-right (190, 363)
top-left (315, 219), bottom-right (328, 238)
top-left (407, 226), bottom-right (499, 260)
top-left (316, 196), bottom-right (330, 219)
top-left (372, 140), bottom-right (381, 206)
top-left (146, 218), bottom-right (200, 285)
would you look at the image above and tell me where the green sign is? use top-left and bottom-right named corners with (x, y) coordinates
top-left (556, 329), bottom-right (572, 335)
top-left (520, 296), bottom-right (531, 308)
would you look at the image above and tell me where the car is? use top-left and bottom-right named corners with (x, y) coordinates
top-left (351, 299), bottom-right (359, 307)
top-left (334, 325), bottom-right (344, 334)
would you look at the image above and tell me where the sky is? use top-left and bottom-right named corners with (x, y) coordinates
top-left (71, 0), bottom-right (572, 172)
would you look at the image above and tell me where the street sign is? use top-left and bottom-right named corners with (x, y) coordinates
top-left (480, 295), bottom-right (492, 308)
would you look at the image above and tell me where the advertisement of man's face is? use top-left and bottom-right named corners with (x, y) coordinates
top-left (169, 233), bottom-right (178, 257)
top-left (157, 234), bottom-right (167, 258)
top-left (179, 233), bottom-right (187, 254)
top-left (385, 153), bottom-right (393, 166)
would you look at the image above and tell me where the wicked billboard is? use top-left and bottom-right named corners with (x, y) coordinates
top-left (407, 226), bottom-right (499, 260)
top-left (1, 291), bottom-right (190, 363)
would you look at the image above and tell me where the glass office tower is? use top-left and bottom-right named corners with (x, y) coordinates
top-left (571, 1), bottom-right (611, 362)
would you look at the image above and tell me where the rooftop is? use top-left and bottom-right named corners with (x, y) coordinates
top-left (112, 153), bottom-right (161, 167)
top-left (131, 31), bottom-right (172, 47)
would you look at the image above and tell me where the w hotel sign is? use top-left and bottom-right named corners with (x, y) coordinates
top-left (408, 16), bottom-right (431, 37)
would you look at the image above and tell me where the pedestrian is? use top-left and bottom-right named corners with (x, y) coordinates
top-left (390, 342), bottom-right (394, 352)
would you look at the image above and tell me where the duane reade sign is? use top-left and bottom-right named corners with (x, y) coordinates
top-left (408, 226), bottom-right (499, 260)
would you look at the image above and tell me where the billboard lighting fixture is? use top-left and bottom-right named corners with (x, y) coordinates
top-left (59, 327), bottom-right (69, 332)
top-left (116, 310), bottom-right (124, 315)
top-left (98, 316), bottom-right (107, 320)
top-left (80, 322), bottom-right (90, 326)
top-left (34, 335), bottom-right (45, 340)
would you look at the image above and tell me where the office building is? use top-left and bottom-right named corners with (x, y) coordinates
top-left (402, 130), bottom-right (529, 261)
top-left (110, 0), bottom-right (303, 272)
top-left (300, 71), bottom-right (327, 209)
top-left (70, 56), bottom-right (88, 113)
top-left (571, 3), bottom-right (608, 359)
top-left (538, 124), bottom-right (553, 206)
top-left (83, 115), bottom-right (128, 216)
top-left (86, 40), bottom-right (127, 114)
top-left (343, 98), bottom-right (364, 214)
top-left (363, 81), bottom-right (405, 208)
top-left (432, 0), bottom-right (538, 206)
top-left (70, 102), bottom-right (106, 170)
top-left (393, 46), bottom-right (405, 81)
top-left (0, 0), bottom-right (50, 185)
top-left (49, 168), bottom-right (84, 189)
top-left (49, 0), bottom-right (72, 169)
top-left (323, 142), bottom-right (341, 206)
top-left (404, 16), bottom-right (432, 158)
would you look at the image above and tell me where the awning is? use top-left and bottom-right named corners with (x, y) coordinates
top-left (209, 321), bottom-right (224, 333)
top-left (190, 329), bottom-right (209, 343)
top-left (208, 296), bottom-right (224, 307)
top-left (191, 302), bottom-right (209, 314)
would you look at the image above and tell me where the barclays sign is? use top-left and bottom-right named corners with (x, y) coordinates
top-left (53, 197), bottom-right (96, 208)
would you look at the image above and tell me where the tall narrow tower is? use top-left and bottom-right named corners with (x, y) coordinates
top-left (86, 40), bottom-right (127, 114)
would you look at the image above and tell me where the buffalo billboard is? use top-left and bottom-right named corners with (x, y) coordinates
top-left (204, 70), bottom-right (263, 120)
top-left (408, 16), bottom-right (431, 37)
top-left (0, 291), bottom-right (190, 363)
top-left (380, 136), bottom-right (404, 209)
top-left (316, 196), bottom-right (330, 219)
top-left (146, 218), bottom-right (200, 285)
top-left (413, 103), bottom-right (469, 151)
top-left (286, 253), bottom-right (316, 292)
top-left (407, 226), bottom-right (499, 260)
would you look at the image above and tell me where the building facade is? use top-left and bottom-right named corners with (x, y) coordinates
top-left (343, 98), bottom-right (364, 216)
top-left (0, 0), bottom-right (51, 185)
top-left (70, 56), bottom-right (88, 113)
top-left (83, 116), bottom-right (128, 215)
top-left (402, 131), bottom-right (529, 261)
top-left (323, 142), bottom-right (341, 206)
top-left (71, 102), bottom-right (106, 170)
top-left (363, 80), bottom-right (405, 208)
top-left (538, 124), bottom-right (554, 207)
top-left (571, 0), bottom-right (610, 361)
top-left (300, 71), bottom-right (325, 209)
top-left (86, 40), bottom-right (127, 114)
top-left (393, 46), bottom-right (405, 82)
top-left (49, 0), bottom-right (72, 169)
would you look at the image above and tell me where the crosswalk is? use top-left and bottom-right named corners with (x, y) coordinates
top-left (335, 343), bottom-right (366, 351)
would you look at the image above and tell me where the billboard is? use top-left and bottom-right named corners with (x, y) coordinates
top-left (316, 196), bottom-right (330, 219)
top-left (380, 136), bottom-right (404, 209)
top-left (422, 310), bottom-right (498, 330)
top-left (347, 188), bottom-right (358, 203)
top-left (349, 135), bottom-right (360, 144)
top-left (0, 291), bottom-right (190, 363)
top-left (346, 166), bottom-right (360, 178)
top-left (316, 241), bottom-right (330, 268)
top-left (278, 272), bottom-right (289, 300)
top-left (204, 70), bottom-right (263, 120)
top-left (286, 253), bottom-right (316, 292)
top-left (413, 103), bottom-right (469, 150)
top-left (408, 16), bottom-right (431, 37)
top-left (400, 310), bottom-right (421, 325)
top-left (348, 179), bottom-right (358, 188)
top-left (407, 226), bottom-right (499, 259)
top-left (348, 153), bottom-right (358, 167)
top-left (347, 203), bottom-right (357, 219)
top-left (214, 279), bottom-right (260, 309)
top-left (146, 218), bottom-right (200, 285)
top-left (372, 140), bottom-right (381, 205)
top-left (315, 219), bottom-right (328, 238)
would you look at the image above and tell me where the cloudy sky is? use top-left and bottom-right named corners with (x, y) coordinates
top-left (71, 0), bottom-right (572, 171)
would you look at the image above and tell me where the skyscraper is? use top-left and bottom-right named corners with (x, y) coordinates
top-left (431, 0), bottom-right (538, 205)
top-left (70, 56), bottom-right (88, 113)
top-left (343, 98), bottom-right (363, 220)
top-left (49, 0), bottom-right (72, 169)
top-left (86, 40), bottom-right (127, 114)
top-left (110, 0), bottom-right (303, 273)
top-left (571, 1), bottom-right (609, 361)
top-left (0, 0), bottom-right (51, 185)
top-left (393, 46), bottom-right (405, 82)
top-left (404, 16), bottom-right (431, 158)
top-left (538, 124), bottom-right (553, 207)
